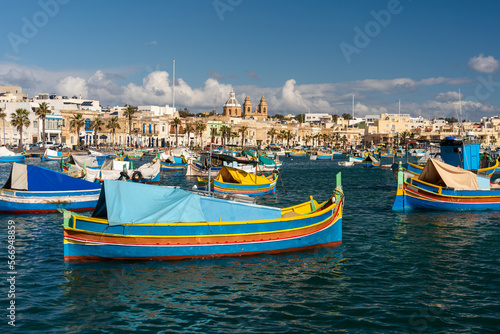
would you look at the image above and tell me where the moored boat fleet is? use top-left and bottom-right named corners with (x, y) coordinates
top-left (1, 133), bottom-right (499, 262)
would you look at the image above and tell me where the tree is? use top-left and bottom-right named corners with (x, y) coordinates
top-left (184, 124), bottom-right (195, 147)
top-left (294, 114), bottom-right (305, 123)
top-left (10, 108), bottom-right (30, 150)
top-left (210, 126), bottom-right (218, 144)
top-left (90, 117), bottom-right (104, 146)
top-left (340, 135), bottom-right (348, 149)
top-left (69, 113), bottom-right (85, 149)
top-left (286, 130), bottom-right (293, 147)
top-left (106, 117), bottom-right (121, 146)
top-left (231, 132), bottom-right (239, 145)
top-left (333, 132), bottom-right (341, 148)
top-left (171, 117), bottom-right (182, 147)
top-left (35, 102), bottom-right (51, 148)
top-left (178, 108), bottom-right (192, 117)
top-left (272, 114), bottom-right (285, 121)
top-left (123, 104), bottom-right (137, 146)
top-left (267, 127), bottom-right (277, 144)
top-left (332, 114), bottom-right (339, 123)
top-left (239, 126), bottom-right (248, 147)
top-left (196, 122), bottom-right (206, 147)
top-left (220, 125), bottom-right (231, 146)
top-left (279, 130), bottom-right (287, 146)
top-left (342, 113), bottom-right (353, 121)
top-left (0, 108), bottom-right (6, 145)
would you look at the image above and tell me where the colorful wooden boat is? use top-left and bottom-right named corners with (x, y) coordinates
top-left (362, 154), bottom-right (380, 167)
top-left (199, 166), bottom-right (278, 196)
top-left (393, 159), bottom-right (500, 211)
top-left (62, 155), bottom-right (102, 172)
top-left (317, 152), bottom-right (333, 160)
top-left (348, 155), bottom-right (364, 163)
top-left (332, 150), bottom-right (343, 156)
top-left (288, 150), bottom-right (307, 157)
top-left (0, 163), bottom-right (101, 214)
top-left (160, 156), bottom-right (187, 171)
top-left (0, 146), bottom-right (26, 162)
top-left (62, 175), bottom-right (344, 262)
top-left (41, 148), bottom-right (69, 161)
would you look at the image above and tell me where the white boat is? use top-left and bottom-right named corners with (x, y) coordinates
top-left (338, 161), bottom-right (354, 167)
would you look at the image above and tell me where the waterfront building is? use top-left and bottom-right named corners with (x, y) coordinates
top-left (222, 91), bottom-right (241, 117)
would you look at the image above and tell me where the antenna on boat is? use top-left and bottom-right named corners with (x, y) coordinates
top-left (458, 89), bottom-right (463, 136)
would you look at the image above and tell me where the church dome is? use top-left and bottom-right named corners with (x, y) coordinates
top-left (223, 90), bottom-right (241, 108)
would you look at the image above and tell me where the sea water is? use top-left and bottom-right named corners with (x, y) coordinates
top-left (0, 156), bottom-right (498, 333)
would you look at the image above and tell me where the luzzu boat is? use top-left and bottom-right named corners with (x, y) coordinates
top-left (198, 166), bottom-right (278, 196)
top-left (0, 146), bottom-right (26, 163)
top-left (62, 175), bottom-right (344, 262)
top-left (0, 163), bottom-right (101, 214)
top-left (288, 150), bottom-right (307, 157)
top-left (392, 158), bottom-right (500, 211)
top-left (348, 155), bottom-right (364, 163)
top-left (41, 148), bottom-right (70, 161)
top-left (160, 155), bottom-right (187, 171)
top-left (317, 152), bottom-right (333, 160)
top-left (362, 154), bottom-right (380, 167)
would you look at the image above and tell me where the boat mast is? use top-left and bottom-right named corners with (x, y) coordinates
top-left (173, 60), bottom-right (175, 112)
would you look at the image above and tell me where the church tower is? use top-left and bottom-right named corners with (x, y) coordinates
top-left (242, 94), bottom-right (252, 119)
top-left (222, 90), bottom-right (241, 117)
top-left (257, 95), bottom-right (268, 119)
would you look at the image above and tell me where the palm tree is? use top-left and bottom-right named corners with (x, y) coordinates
top-left (0, 108), bottom-right (6, 145)
top-left (106, 117), bottom-right (121, 146)
top-left (340, 135), bottom-right (348, 149)
top-left (220, 125), bottom-right (231, 146)
top-left (210, 127), bottom-right (218, 144)
top-left (123, 104), bottom-right (137, 146)
top-left (184, 124), bottom-right (194, 147)
top-left (231, 132), bottom-right (239, 145)
top-left (90, 117), bottom-right (104, 147)
top-left (10, 108), bottom-right (30, 151)
top-left (171, 117), bottom-right (182, 147)
top-left (267, 127), bottom-right (277, 144)
top-left (34, 102), bottom-right (51, 148)
top-left (196, 122), bottom-right (206, 147)
top-left (69, 113), bottom-right (85, 149)
top-left (279, 130), bottom-right (287, 146)
top-left (286, 130), bottom-right (292, 147)
top-left (239, 126), bottom-right (248, 147)
top-left (333, 132), bottom-right (341, 148)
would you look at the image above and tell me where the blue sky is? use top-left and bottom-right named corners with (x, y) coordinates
top-left (1, 0), bottom-right (500, 120)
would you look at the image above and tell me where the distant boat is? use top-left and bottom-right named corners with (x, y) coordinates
top-left (348, 155), bottom-right (364, 163)
top-left (0, 163), bottom-right (101, 214)
top-left (62, 177), bottom-right (344, 262)
top-left (0, 146), bottom-right (25, 163)
top-left (288, 151), bottom-right (307, 157)
top-left (338, 161), bottom-right (354, 167)
top-left (362, 154), bottom-right (380, 167)
top-left (41, 148), bottom-right (69, 161)
top-left (198, 166), bottom-right (278, 197)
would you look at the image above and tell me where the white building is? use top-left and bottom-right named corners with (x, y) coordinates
top-left (138, 105), bottom-right (177, 117)
top-left (1, 91), bottom-right (101, 146)
top-left (305, 113), bottom-right (332, 124)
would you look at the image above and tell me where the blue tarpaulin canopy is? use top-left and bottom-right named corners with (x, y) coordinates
top-left (5, 163), bottom-right (101, 192)
top-left (93, 180), bottom-right (282, 226)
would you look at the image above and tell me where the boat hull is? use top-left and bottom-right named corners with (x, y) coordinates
top-left (160, 161), bottom-right (187, 170)
top-left (393, 181), bottom-right (500, 211)
top-left (0, 190), bottom-right (100, 214)
top-left (0, 155), bottom-right (26, 162)
top-left (63, 199), bottom-right (343, 261)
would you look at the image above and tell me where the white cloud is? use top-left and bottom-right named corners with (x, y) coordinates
top-left (435, 91), bottom-right (462, 102)
top-left (1, 62), bottom-right (499, 120)
top-left (468, 54), bottom-right (499, 73)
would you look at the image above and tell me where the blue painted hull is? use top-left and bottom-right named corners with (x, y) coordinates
top-left (0, 155), bottom-right (26, 162)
